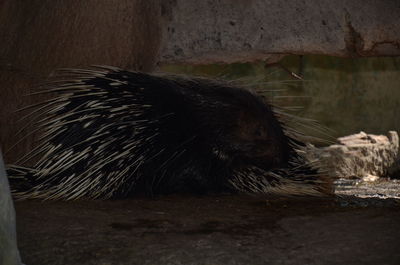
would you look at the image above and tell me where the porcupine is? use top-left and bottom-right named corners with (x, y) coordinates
top-left (7, 66), bottom-right (333, 200)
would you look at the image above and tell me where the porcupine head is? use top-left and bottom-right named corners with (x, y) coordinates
top-left (156, 76), bottom-right (333, 196)
top-left (206, 90), bottom-right (333, 196)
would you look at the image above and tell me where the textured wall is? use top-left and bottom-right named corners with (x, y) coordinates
top-left (159, 0), bottom-right (400, 64)
top-left (0, 0), bottom-right (162, 162)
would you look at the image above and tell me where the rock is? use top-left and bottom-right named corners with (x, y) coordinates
top-left (335, 177), bottom-right (400, 199)
top-left (362, 174), bottom-right (379, 182)
top-left (0, 151), bottom-right (22, 265)
top-left (306, 131), bottom-right (399, 179)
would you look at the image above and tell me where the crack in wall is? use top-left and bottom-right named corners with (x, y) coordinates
top-left (344, 11), bottom-right (364, 57)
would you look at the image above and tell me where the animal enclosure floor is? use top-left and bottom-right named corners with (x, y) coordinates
top-left (15, 194), bottom-right (400, 265)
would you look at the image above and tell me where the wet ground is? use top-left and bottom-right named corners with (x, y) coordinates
top-left (15, 180), bottom-right (400, 265)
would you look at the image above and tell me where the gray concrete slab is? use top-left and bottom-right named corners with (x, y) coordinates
top-left (160, 0), bottom-right (400, 64)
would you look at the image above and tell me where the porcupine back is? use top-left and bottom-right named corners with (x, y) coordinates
top-left (7, 66), bottom-right (332, 200)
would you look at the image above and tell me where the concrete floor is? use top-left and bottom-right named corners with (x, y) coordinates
top-left (15, 193), bottom-right (400, 265)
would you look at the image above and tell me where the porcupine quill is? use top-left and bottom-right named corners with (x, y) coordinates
top-left (7, 66), bottom-right (333, 200)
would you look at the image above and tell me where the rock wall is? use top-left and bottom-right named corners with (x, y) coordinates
top-left (159, 0), bottom-right (400, 64)
top-left (0, 151), bottom-right (21, 265)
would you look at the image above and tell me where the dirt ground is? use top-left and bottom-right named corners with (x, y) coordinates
top-left (15, 187), bottom-right (400, 265)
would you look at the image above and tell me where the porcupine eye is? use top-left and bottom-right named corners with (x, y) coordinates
top-left (228, 115), bottom-right (268, 154)
top-left (236, 112), bottom-right (270, 145)
top-left (253, 126), bottom-right (267, 138)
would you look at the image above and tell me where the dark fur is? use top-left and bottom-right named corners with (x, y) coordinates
top-left (8, 67), bottom-right (331, 199)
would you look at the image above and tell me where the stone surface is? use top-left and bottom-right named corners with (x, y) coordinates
top-left (335, 178), bottom-right (400, 199)
top-left (159, 0), bottom-right (400, 64)
top-left (14, 195), bottom-right (400, 265)
top-left (306, 131), bottom-right (400, 179)
top-left (0, 152), bottom-right (22, 265)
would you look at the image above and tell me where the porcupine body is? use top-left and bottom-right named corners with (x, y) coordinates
top-left (7, 66), bottom-right (332, 200)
